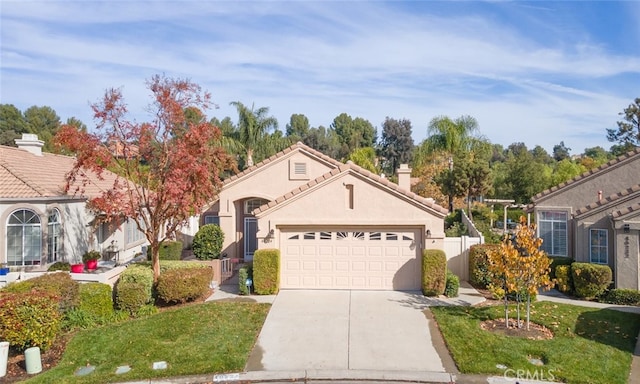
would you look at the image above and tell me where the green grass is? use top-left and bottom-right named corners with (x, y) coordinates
top-left (431, 302), bottom-right (640, 384)
top-left (24, 301), bottom-right (270, 384)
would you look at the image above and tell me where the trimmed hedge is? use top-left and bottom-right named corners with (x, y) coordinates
top-left (468, 244), bottom-right (500, 288)
top-left (238, 264), bottom-right (252, 295)
top-left (571, 262), bottom-right (612, 299)
top-left (115, 281), bottom-right (149, 315)
top-left (116, 265), bottom-right (154, 305)
top-left (147, 241), bottom-right (183, 261)
top-left (0, 291), bottom-right (61, 351)
top-left (3, 272), bottom-right (79, 313)
top-left (549, 256), bottom-right (573, 280)
top-left (192, 224), bottom-right (224, 260)
top-left (600, 289), bottom-right (640, 306)
top-left (156, 267), bottom-right (212, 303)
top-left (78, 282), bottom-right (114, 321)
top-left (444, 270), bottom-right (460, 298)
top-left (555, 265), bottom-right (573, 293)
top-left (422, 249), bottom-right (447, 296)
top-left (253, 249), bottom-right (280, 295)
top-left (47, 262), bottom-right (70, 272)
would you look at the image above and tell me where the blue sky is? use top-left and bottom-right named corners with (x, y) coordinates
top-left (2, 1), bottom-right (639, 154)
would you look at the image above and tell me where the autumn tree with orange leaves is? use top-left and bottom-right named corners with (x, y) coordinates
top-left (54, 75), bottom-right (234, 281)
top-left (487, 217), bottom-right (553, 330)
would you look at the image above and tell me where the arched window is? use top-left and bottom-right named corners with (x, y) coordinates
top-left (7, 209), bottom-right (42, 266)
top-left (47, 209), bottom-right (61, 263)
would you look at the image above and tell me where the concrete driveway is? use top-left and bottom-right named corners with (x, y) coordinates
top-left (246, 290), bottom-right (446, 372)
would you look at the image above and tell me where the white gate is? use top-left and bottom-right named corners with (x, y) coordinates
top-left (444, 236), bottom-right (481, 281)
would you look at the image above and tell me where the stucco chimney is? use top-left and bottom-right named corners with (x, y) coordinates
top-left (15, 133), bottom-right (44, 156)
top-left (397, 164), bottom-right (411, 191)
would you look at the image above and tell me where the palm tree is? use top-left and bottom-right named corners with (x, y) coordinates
top-left (230, 101), bottom-right (280, 167)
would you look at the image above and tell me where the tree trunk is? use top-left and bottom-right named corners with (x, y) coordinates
top-left (246, 148), bottom-right (254, 167)
top-left (504, 292), bottom-right (509, 328)
top-left (467, 194), bottom-right (473, 220)
top-left (526, 294), bottom-right (531, 331)
top-left (151, 241), bottom-right (161, 282)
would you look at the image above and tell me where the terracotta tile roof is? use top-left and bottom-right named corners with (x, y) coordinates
top-left (532, 147), bottom-right (640, 202)
top-left (0, 145), bottom-right (118, 199)
top-left (254, 161), bottom-right (449, 217)
top-left (223, 142), bottom-right (342, 185)
top-left (575, 184), bottom-right (640, 217)
top-left (611, 202), bottom-right (640, 219)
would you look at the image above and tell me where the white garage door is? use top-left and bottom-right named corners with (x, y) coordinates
top-left (280, 228), bottom-right (421, 290)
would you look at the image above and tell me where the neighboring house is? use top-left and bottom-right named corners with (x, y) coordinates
top-left (529, 148), bottom-right (640, 290)
top-left (201, 142), bottom-right (448, 290)
top-left (0, 134), bottom-right (148, 268)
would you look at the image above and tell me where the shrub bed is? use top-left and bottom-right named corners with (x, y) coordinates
top-left (422, 249), bottom-right (446, 296)
top-left (117, 264), bottom-right (154, 304)
top-left (549, 257), bottom-right (573, 280)
top-left (468, 244), bottom-right (499, 288)
top-left (115, 281), bottom-right (149, 315)
top-left (571, 262), bottom-right (612, 299)
top-left (0, 291), bottom-right (61, 351)
top-left (192, 224), bottom-right (224, 260)
top-left (555, 265), bottom-right (573, 293)
top-left (47, 262), bottom-right (70, 272)
top-left (253, 249), bottom-right (280, 295)
top-left (2, 272), bottom-right (79, 312)
top-left (156, 267), bottom-right (211, 303)
top-left (444, 270), bottom-right (460, 298)
top-left (600, 289), bottom-right (640, 306)
top-left (238, 264), bottom-right (252, 295)
top-left (78, 282), bottom-right (114, 321)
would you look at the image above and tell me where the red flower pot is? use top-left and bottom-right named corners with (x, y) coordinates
top-left (85, 259), bottom-right (98, 270)
top-left (70, 264), bottom-right (84, 273)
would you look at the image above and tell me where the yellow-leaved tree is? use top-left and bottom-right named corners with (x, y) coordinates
top-left (487, 217), bottom-right (554, 330)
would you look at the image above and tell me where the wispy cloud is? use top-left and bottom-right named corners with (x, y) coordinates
top-left (1, 1), bottom-right (638, 153)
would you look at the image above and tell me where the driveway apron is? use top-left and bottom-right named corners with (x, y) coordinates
top-left (246, 290), bottom-right (445, 372)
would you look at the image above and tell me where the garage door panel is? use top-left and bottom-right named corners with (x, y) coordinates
top-left (281, 228), bottom-right (420, 290)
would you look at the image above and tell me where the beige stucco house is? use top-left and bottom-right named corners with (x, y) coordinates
top-left (0, 134), bottom-right (148, 268)
top-left (201, 142), bottom-right (448, 290)
top-left (529, 148), bottom-right (640, 290)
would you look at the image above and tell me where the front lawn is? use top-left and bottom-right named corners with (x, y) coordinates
top-left (432, 302), bottom-right (640, 384)
top-left (24, 301), bottom-right (270, 384)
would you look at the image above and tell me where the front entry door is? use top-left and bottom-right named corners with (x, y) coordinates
top-left (244, 217), bottom-right (258, 261)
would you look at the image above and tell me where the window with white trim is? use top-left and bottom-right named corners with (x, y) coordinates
top-left (47, 209), bottom-right (61, 263)
top-left (538, 211), bottom-right (567, 256)
top-left (245, 198), bottom-right (269, 214)
top-left (7, 209), bottom-right (41, 266)
top-left (590, 229), bottom-right (608, 264)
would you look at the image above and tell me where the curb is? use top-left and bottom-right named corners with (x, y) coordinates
top-left (116, 369), bottom-right (456, 383)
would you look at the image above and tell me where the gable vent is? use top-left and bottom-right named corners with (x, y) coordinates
top-left (294, 162), bottom-right (307, 175)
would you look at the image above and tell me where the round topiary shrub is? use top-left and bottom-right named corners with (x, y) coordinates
top-left (115, 281), bottom-right (149, 315)
top-left (78, 282), bottom-right (114, 322)
top-left (192, 224), bottom-right (224, 260)
top-left (0, 291), bottom-right (61, 351)
top-left (156, 267), bottom-right (211, 304)
top-left (571, 262), bottom-right (612, 299)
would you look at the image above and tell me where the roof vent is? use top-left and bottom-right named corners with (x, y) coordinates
top-left (15, 134), bottom-right (44, 156)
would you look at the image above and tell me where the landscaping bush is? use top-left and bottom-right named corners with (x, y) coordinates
top-left (156, 267), bottom-right (212, 303)
top-left (82, 250), bottom-right (102, 263)
top-left (47, 261), bottom-right (70, 272)
top-left (238, 264), bottom-right (253, 295)
top-left (117, 264), bottom-right (154, 304)
top-left (0, 291), bottom-right (61, 351)
top-left (555, 265), bottom-right (573, 293)
top-left (444, 270), bottom-right (460, 298)
top-left (63, 308), bottom-right (98, 330)
top-left (147, 240), bottom-right (183, 261)
top-left (468, 244), bottom-right (499, 288)
top-left (78, 282), bottom-right (114, 322)
top-left (422, 249), bottom-right (447, 296)
top-left (549, 256), bottom-right (573, 280)
top-left (115, 281), bottom-right (149, 315)
top-left (192, 224), bottom-right (224, 260)
top-left (571, 262), bottom-right (612, 299)
top-left (253, 249), bottom-right (280, 295)
top-left (600, 289), bottom-right (640, 306)
top-left (3, 272), bottom-right (80, 312)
